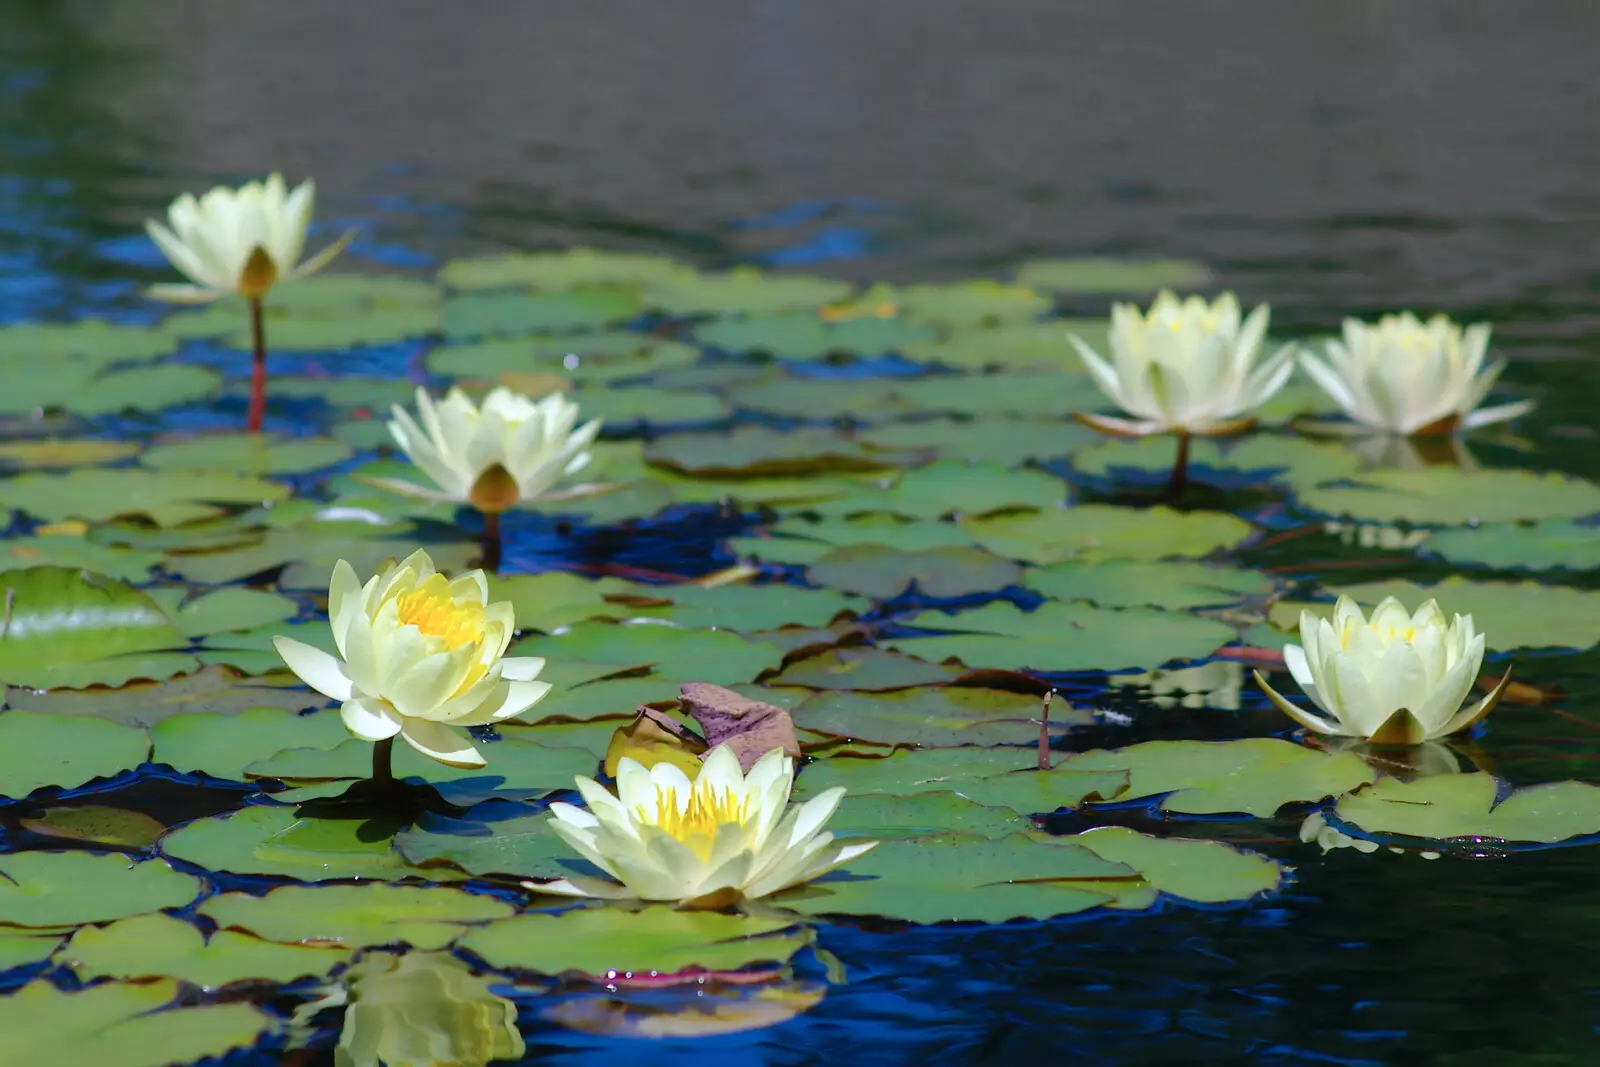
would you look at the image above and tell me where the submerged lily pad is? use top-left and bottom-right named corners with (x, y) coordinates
top-left (0, 711), bottom-right (150, 799)
top-left (962, 505), bottom-right (1255, 564)
top-left (200, 883), bottom-right (513, 949)
top-left (1298, 467), bottom-right (1600, 525)
top-left (63, 912), bottom-right (351, 989)
top-left (1057, 738), bottom-right (1378, 817)
top-left (0, 979), bottom-right (269, 1067)
top-left (1332, 774), bottom-right (1600, 846)
top-left (1269, 576), bottom-right (1600, 652)
top-left (462, 907), bottom-right (808, 977)
top-left (889, 601), bottom-right (1237, 672)
top-left (0, 567), bottom-right (187, 690)
top-left (0, 852), bottom-right (201, 928)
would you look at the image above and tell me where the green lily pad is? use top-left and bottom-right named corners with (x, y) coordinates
top-left (442, 287), bottom-right (641, 339)
top-left (806, 544), bottom-right (1023, 599)
top-left (486, 571), bottom-right (646, 632)
top-left (200, 883), bottom-right (512, 949)
top-left (460, 907), bottom-right (808, 977)
top-left (0, 467), bottom-right (288, 526)
top-left (394, 807), bottom-right (579, 879)
top-left (889, 601), bottom-right (1237, 672)
top-left (1072, 435), bottom-right (1364, 489)
top-left (429, 332), bottom-right (699, 383)
top-left (570, 385), bottom-right (730, 427)
top-left (815, 461), bottom-right (1068, 519)
top-left (63, 912), bottom-right (351, 989)
top-left (962, 504), bottom-right (1255, 564)
top-left (0, 360), bottom-right (220, 416)
top-left (829, 792), bottom-right (1032, 839)
top-left (0, 979), bottom-right (269, 1067)
top-left (0, 711), bottom-right (150, 799)
top-left (888, 371), bottom-right (1089, 419)
top-left (165, 526), bottom-right (473, 588)
top-left (158, 806), bottom-right (445, 882)
top-left (0, 852), bottom-right (201, 928)
top-left (4, 664), bottom-right (324, 726)
top-left (1070, 825), bottom-right (1282, 906)
top-left (0, 534), bottom-right (161, 582)
top-left (766, 647), bottom-right (964, 691)
top-left (646, 427), bottom-right (899, 478)
top-left (735, 515), bottom-right (978, 566)
top-left (512, 622), bottom-right (784, 684)
top-left (1423, 519), bottom-right (1600, 571)
top-left (641, 582), bottom-right (868, 631)
top-left (150, 707), bottom-right (349, 781)
top-left (794, 746), bottom-right (1123, 807)
top-left (790, 686), bottom-right (1089, 747)
top-left (724, 374), bottom-right (918, 420)
top-left (523, 676), bottom-right (690, 724)
top-left (1057, 738), bottom-right (1379, 817)
top-left (1269, 576), bottom-right (1600, 652)
top-left (900, 320), bottom-right (1097, 372)
top-left (1012, 258), bottom-right (1214, 294)
top-left (0, 928), bottom-right (65, 971)
top-left (0, 567), bottom-right (186, 690)
top-left (641, 268), bottom-right (851, 316)
top-left (699, 313), bottom-right (934, 360)
top-left (0, 438), bottom-right (142, 470)
top-left (891, 280), bottom-right (1054, 328)
top-left (141, 434), bottom-right (353, 475)
top-left (438, 248), bottom-right (694, 292)
top-left (0, 320), bottom-right (175, 365)
top-left (772, 832), bottom-right (1131, 924)
top-left (1298, 467), bottom-right (1600, 525)
top-left (1026, 560), bottom-right (1273, 609)
top-left (145, 586), bottom-right (299, 640)
top-left (1332, 774), bottom-right (1600, 846)
top-left (859, 417), bottom-right (1101, 466)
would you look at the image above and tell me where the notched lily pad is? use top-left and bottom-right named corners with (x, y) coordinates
top-left (0, 852), bottom-right (202, 928)
top-left (1332, 774), bottom-right (1600, 848)
top-left (63, 912), bottom-right (351, 989)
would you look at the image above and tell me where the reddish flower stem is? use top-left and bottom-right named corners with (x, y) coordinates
top-left (247, 295), bottom-right (267, 433)
top-left (481, 510), bottom-right (503, 572)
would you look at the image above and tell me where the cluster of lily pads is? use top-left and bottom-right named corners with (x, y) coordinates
top-left (1, 174), bottom-right (1598, 1065)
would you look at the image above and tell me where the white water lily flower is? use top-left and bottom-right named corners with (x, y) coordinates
top-left (381, 387), bottom-right (603, 513)
top-left (1069, 290), bottom-right (1296, 436)
top-left (144, 173), bottom-right (353, 303)
top-left (271, 549), bottom-right (550, 767)
top-left (1299, 312), bottom-right (1535, 435)
top-left (538, 745), bottom-right (876, 905)
top-left (1253, 595), bottom-right (1509, 745)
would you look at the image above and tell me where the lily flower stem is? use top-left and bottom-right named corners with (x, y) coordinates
top-left (1167, 431), bottom-right (1191, 498)
top-left (481, 510), bottom-right (502, 572)
top-left (371, 736), bottom-right (394, 784)
top-left (247, 295), bottom-right (268, 433)
top-left (1037, 691), bottom-right (1053, 771)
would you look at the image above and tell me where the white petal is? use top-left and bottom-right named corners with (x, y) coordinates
top-left (398, 719), bottom-right (485, 768)
top-left (340, 697), bottom-right (402, 741)
top-left (272, 637), bottom-right (354, 702)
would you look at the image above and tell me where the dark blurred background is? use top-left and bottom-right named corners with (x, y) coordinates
top-left (4, 0), bottom-right (1600, 344)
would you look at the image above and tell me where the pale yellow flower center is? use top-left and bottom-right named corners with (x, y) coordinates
top-left (641, 784), bottom-right (751, 860)
top-left (1340, 619), bottom-right (1416, 649)
top-left (392, 576), bottom-right (491, 696)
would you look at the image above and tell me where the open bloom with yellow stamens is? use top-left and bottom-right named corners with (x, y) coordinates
top-left (144, 173), bottom-right (354, 303)
top-left (271, 549), bottom-right (549, 768)
top-left (1298, 313), bottom-right (1535, 436)
top-left (379, 387), bottom-right (602, 514)
top-left (1068, 290), bottom-right (1296, 437)
top-left (1254, 595), bottom-right (1509, 745)
top-left (538, 746), bottom-right (875, 904)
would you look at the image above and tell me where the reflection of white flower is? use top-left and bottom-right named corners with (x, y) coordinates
top-left (291, 950), bottom-right (524, 1067)
top-left (1254, 595), bottom-right (1508, 745)
top-left (539, 746), bottom-right (875, 905)
top-left (1321, 521), bottom-right (1430, 551)
top-left (1348, 432), bottom-right (1478, 472)
top-left (145, 173), bottom-right (353, 303)
top-left (272, 549), bottom-right (550, 767)
top-left (1069, 291), bottom-right (1296, 436)
top-left (1118, 660), bottom-right (1243, 710)
top-left (382, 387), bottom-right (602, 513)
top-left (1298, 313), bottom-right (1534, 435)
top-left (1299, 812), bottom-right (1440, 859)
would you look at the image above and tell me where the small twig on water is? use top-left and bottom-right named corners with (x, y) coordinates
top-left (1038, 691), bottom-right (1054, 771)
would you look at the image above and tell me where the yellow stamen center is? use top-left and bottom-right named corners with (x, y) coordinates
top-left (642, 784), bottom-right (751, 859)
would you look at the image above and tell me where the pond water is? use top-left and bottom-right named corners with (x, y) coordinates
top-left (5, 4), bottom-right (1600, 1065)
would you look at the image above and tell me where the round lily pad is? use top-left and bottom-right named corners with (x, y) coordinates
top-left (1025, 560), bottom-right (1273, 610)
top-left (149, 707), bottom-right (349, 781)
top-left (461, 907), bottom-right (808, 977)
top-left (0, 852), bottom-right (201, 928)
top-left (961, 504), bottom-right (1255, 564)
top-left (889, 600), bottom-right (1237, 672)
top-left (0, 711), bottom-right (150, 799)
top-left (1423, 519), bottom-right (1600, 572)
top-left (200, 883), bottom-right (513, 949)
top-left (806, 544), bottom-right (1023, 599)
top-left (828, 792), bottom-right (1032, 839)
top-left (0, 467), bottom-right (288, 526)
top-left (0, 978), bottom-right (269, 1067)
top-left (63, 912), bottom-right (351, 989)
top-left (511, 622), bottom-right (784, 685)
top-left (1298, 467), bottom-right (1600, 525)
top-left (159, 805), bottom-right (445, 882)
